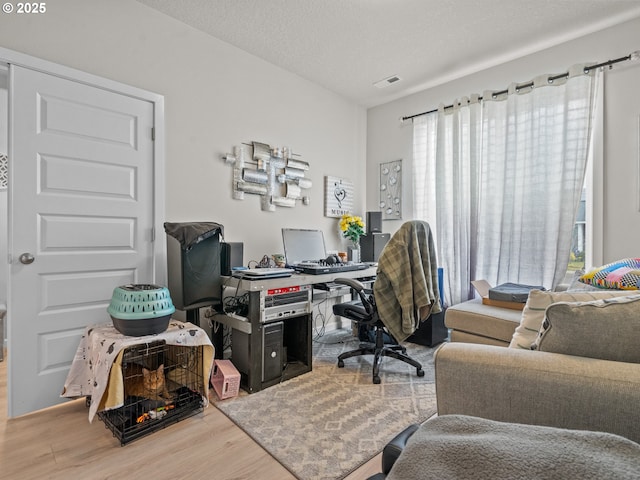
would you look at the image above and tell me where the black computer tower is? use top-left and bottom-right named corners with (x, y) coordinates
top-left (360, 232), bottom-right (390, 262)
top-left (262, 321), bottom-right (284, 382)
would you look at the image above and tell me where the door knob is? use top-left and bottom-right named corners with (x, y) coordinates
top-left (19, 253), bottom-right (35, 264)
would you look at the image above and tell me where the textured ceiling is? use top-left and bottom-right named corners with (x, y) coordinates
top-left (136, 0), bottom-right (640, 107)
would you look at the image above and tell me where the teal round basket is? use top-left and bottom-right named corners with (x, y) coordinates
top-left (108, 284), bottom-right (175, 336)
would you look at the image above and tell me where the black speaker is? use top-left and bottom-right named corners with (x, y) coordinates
top-left (166, 228), bottom-right (223, 310)
top-left (366, 211), bottom-right (382, 234)
top-left (262, 322), bottom-right (283, 382)
top-left (221, 242), bottom-right (244, 276)
top-left (360, 232), bottom-right (390, 262)
top-left (407, 309), bottom-right (448, 347)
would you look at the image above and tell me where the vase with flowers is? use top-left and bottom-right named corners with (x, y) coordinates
top-left (339, 214), bottom-right (366, 262)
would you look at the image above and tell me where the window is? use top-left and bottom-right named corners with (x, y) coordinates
top-left (413, 67), bottom-right (601, 305)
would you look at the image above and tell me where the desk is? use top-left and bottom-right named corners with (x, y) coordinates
top-left (227, 266), bottom-right (377, 292)
top-left (214, 267), bottom-right (377, 393)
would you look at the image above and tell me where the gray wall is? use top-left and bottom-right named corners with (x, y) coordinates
top-left (1, 1), bottom-right (639, 289)
top-left (0, 0), bottom-right (367, 266)
top-left (367, 16), bottom-right (640, 266)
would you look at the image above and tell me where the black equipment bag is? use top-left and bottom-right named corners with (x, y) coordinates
top-left (488, 283), bottom-right (545, 303)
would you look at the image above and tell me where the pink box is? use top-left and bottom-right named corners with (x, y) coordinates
top-left (211, 359), bottom-right (240, 400)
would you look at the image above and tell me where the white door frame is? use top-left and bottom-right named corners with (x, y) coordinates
top-left (1, 46), bottom-right (166, 410)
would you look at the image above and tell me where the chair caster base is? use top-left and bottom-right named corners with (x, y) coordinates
top-left (373, 375), bottom-right (381, 384)
top-left (338, 360), bottom-right (345, 368)
top-left (417, 368), bottom-right (425, 377)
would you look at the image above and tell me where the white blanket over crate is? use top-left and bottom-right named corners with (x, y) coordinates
top-left (61, 321), bottom-right (214, 422)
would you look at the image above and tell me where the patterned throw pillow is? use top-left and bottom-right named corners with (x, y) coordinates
top-left (579, 258), bottom-right (640, 290)
top-left (566, 269), bottom-right (601, 292)
top-left (508, 289), bottom-right (633, 349)
top-left (531, 294), bottom-right (640, 363)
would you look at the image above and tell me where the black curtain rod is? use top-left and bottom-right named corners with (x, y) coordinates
top-left (401, 53), bottom-right (635, 122)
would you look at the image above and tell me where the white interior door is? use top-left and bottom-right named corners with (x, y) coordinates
top-left (8, 65), bottom-right (156, 417)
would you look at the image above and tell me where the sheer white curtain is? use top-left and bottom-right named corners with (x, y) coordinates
top-left (413, 64), bottom-right (600, 306)
top-left (413, 96), bottom-right (482, 304)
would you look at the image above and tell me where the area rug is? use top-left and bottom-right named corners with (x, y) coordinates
top-left (215, 329), bottom-right (438, 480)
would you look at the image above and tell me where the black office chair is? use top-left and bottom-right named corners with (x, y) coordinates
top-left (332, 221), bottom-right (441, 384)
top-left (333, 278), bottom-right (424, 384)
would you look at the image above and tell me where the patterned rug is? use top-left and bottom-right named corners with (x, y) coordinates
top-left (214, 329), bottom-right (438, 480)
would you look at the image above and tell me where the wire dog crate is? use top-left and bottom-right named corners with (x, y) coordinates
top-left (98, 340), bottom-right (205, 445)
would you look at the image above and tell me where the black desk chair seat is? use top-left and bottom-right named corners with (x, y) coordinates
top-left (333, 278), bottom-right (424, 384)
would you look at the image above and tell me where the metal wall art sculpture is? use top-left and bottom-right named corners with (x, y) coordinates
top-left (379, 159), bottom-right (402, 220)
top-left (0, 153), bottom-right (6, 189)
top-left (222, 142), bottom-right (311, 212)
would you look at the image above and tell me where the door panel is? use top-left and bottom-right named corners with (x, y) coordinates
top-left (39, 93), bottom-right (137, 147)
top-left (40, 214), bottom-right (136, 250)
top-left (9, 65), bottom-right (155, 417)
top-left (40, 154), bottom-right (136, 199)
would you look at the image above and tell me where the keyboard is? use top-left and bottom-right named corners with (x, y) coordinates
top-left (294, 262), bottom-right (369, 275)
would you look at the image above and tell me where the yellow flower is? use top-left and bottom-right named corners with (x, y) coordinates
top-left (339, 214), bottom-right (366, 244)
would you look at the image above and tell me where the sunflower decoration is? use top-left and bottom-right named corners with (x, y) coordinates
top-left (339, 214), bottom-right (366, 245)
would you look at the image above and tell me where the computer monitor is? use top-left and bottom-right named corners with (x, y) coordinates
top-left (282, 228), bottom-right (327, 266)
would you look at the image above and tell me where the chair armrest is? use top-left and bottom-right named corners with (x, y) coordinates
top-left (333, 277), bottom-right (374, 315)
top-left (434, 343), bottom-right (640, 444)
top-left (381, 423), bottom-right (420, 474)
top-left (333, 277), bottom-right (366, 291)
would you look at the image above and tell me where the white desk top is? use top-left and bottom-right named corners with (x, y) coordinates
top-left (222, 266), bottom-right (378, 291)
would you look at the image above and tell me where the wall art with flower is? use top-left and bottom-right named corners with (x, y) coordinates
top-left (0, 154), bottom-right (7, 189)
top-left (380, 159), bottom-right (402, 220)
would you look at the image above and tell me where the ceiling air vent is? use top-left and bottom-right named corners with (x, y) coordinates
top-left (373, 75), bottom-right (402, 89)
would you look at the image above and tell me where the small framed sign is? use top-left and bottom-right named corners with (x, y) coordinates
top-left (324, 176), bottom-right (354, 217)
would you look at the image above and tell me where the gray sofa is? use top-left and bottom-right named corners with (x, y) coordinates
top-left (442, 291), bottom-right (640, 441)
top-left (370, 291), bottom-right (640, 479)
top-left (434, 342), bottom-right (640, 444)
top-left (368, 341), bottom-right (640, 479)
top-left (440, 290), bottom-right (640, 441)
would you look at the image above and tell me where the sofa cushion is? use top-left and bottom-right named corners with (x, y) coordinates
top-left (445, 298), bottom-right (521, 344)
top-left (508, 289), bottom-right (633, 349)
top-left (449, 330), bottom-right (511, 347)
top-left (532, 294), bottom-right (640, 363)
top-left (579, 258), bottom-right (640, 290)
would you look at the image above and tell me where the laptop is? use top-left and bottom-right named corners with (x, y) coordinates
top-left (282, 228), bottom-right (368, 275)
top-left (232, 267), bottom-right (294, 279)
top-left (282, 228), bottom-right (327, 267)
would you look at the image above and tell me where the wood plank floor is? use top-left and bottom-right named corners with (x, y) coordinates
top-left (0, 348), bottom-right (380, 480)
